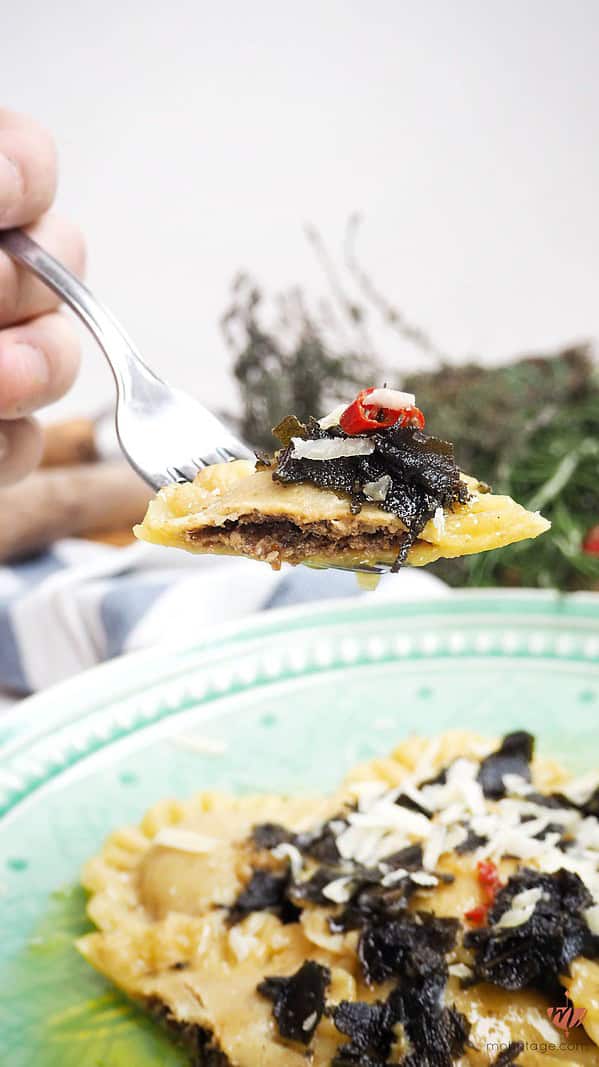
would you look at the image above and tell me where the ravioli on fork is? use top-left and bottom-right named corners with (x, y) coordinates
top-left (135, 387), bottom-right (550, 572)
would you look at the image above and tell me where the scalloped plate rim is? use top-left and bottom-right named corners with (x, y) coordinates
top-left (2, 588), bottom-right (599, 757)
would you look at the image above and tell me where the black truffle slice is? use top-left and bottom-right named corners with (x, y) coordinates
top-left (250, 823), bottom-right (294, 850)
top-left (455, 827), bottom-right (488, 854)
top-left (358, 910), bottom-right (460, 985)
top-left (332, 974), bottom-right (470, 1067)
top-left (491, 1043), bottom-right (525, 1066)
top-left (147, 998), bottom-right (229, 1067)
top-left (294, 820), bottom-right (345, 864)
top-left (389, 978), bottom-right (471, 1067)
top-left (477, 731), bottom-right (534, 799)
top-left (533, 784), bottom-right (599, 820)
top-left (465, 867), bottom-right (599, 1000)
top-left (579, 785), bottom-right (599, 818)
top-left (328, 863), bottom-right (424, 934)
top-left (251, 815), bottom-right (348, 865)
top-left (288, 865), bottom-right (344, 907)
top-left (331, 997), bottom-right (392, 1065)
top-left (394, 791), bottom-right (432, 817)
top-left (257, 960), bottom-right (331, 1045)
top-left (382, 843), bottom-right (425, 870)
top-left (227, 869), bottom-right (300, 926)
top-left (273, 421), bottom-right (469, 573)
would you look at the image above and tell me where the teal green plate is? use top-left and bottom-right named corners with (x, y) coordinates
top-left (1, 590), bottom-right (599, 1065)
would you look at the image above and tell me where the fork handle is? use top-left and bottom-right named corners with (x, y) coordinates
top-left (0, 227), bottom-right (161, 402)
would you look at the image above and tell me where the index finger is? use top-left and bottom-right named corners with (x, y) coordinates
top-left (0, 108), bottom-right (57, 228)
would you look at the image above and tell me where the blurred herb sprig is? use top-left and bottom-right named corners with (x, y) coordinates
top-left (221, 219), bottom-right (599, 590)
top-left (405, 349), bottom-right (599, 590)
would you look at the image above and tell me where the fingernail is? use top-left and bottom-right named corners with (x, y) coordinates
top-left (0, 154), bottom-right (22, 220)
top-left (0, 430), bottom-right (8, 462)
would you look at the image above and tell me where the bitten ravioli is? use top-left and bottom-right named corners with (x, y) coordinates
top-left (78, 731), bottom-right (599, 1066)
top-left (134, 460), bottom-right (549, 571)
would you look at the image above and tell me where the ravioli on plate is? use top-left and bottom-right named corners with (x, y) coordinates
top-left (78, 729), bottom-right (599, 1066)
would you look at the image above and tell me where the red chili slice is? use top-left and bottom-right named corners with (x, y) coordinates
top-left (397, 405), bottom-right (426, 431)
top-left (339, 389), bottom-right (426, 435)
top-left (464, 905), bottom-right (487, 926)
top-left (464, 860), bottom-right (503, 926)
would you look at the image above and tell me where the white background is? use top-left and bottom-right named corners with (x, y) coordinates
top-left (4, 0), bottom-right (598, 421)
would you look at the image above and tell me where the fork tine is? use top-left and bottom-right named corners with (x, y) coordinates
top-left (173, 463), bottom-right (201, 483)
top-left (215, 446), bottom-right (243, 463)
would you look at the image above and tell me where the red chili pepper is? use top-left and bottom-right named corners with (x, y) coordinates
top-left (464, 860), bottom-right (503, 925)
top-left (397, 405), bottom-right (426, 431)
top-left (583, 526), bottom-right (599, 556)
top-left (477, 859), bottom-right (502, 901)
top-left (339, 389), bottom-right (425, 435)
top-left (464, 905), bottom-right (487, 926)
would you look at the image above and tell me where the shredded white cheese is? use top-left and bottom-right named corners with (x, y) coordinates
top-left (584, 904), bottom-right (599, 935)
top-left (363, 475), bottom-right (392, 502)
top-left (381, 867), bottom-right (409, 887)
top-left (410, 871), bottom-right (439, 887)
top-left (271, 842), bottom-right (304, 881)
top-left (421, 758), bottom-right (486, 818)
top-left (502, 773), bottom-right (533, 797)
top-left (349, 802), bottom-right (431, 837)
top-left (562, 770), bottom-right (599, 807)
top-left (495, 886), bottom-right (544, 928)
top-left (448, 962), bottom-right (473, 980)
top-left (432, 507), bottom-right (446, 537)
top-left (350, 780), bottom-right (389, 809)
top-left (578, 816), bottom-right (599, 850)
top-left (393, 781), bottom-right (434, 814)
top-left (365, 387), bottom-right (416, 410)
top-left (153, 828), bottom-right (219, 853)
top-left (322, 876), bottom-right (354, 904)
top-left (423, 825), bottom-right (448, 871)
top-left (318, 404), bottom-right (347, 429)
top-left (302, 1011), bottom-right (318, 1031)
top-left (291, 436), bottom-right (375, 461)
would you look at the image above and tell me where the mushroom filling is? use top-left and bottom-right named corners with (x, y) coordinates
top-left (188, 515), bottom-right (411, 567)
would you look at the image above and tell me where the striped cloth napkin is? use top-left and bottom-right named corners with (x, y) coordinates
top-left (0, 540), bottom-right (447, 707)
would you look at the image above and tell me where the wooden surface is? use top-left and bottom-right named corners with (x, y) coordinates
top-left (0, 460), bottom-right (153, 562)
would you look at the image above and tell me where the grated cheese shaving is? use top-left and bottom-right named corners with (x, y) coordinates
top-left (271, 842), bottom-right (304, 880)
top-left (365, 387), bottom-right (416, 410)
top-left (562, 770), bottom-right (599, 807)
top-left (318, 404), bottom-right (347, 429)
top-left (495, 886), bottom-right (544, 928)
top-left (322, 876), bottom-right (354, 904)
top-left (381, 868), bottom-right (409, 887)
top-left (153, 828), bottom-right (219, 853)
top-left (584, 904), bottom-right (599, 935)
top-left (363, 475), bottom-right (392, 502)
top-left (410, 871), bottom-right (439, 887)
top-left (432, 507), bottom-right (446, 537)
top-left (290, 436), bottom-right (375, 461)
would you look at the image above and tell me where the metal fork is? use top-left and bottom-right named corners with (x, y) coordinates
top-left (0, 228), bottom-right (254, 490)
top-left (0, 228), bottom-right (387, 575)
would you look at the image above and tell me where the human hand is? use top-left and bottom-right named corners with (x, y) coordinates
top-left (0, 108), bottom-right (84, 485)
